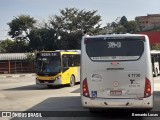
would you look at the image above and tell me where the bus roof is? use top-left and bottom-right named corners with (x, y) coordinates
top-left (83, 34), bottom-right (147, 38)
top-left (39, 50), bottom-right (81, 54)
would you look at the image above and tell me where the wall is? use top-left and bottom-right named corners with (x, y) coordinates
top-left (0, 60), bottom-right (35, 74)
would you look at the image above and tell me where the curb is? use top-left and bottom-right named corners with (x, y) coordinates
top-left (0, 74), bottom-right (36, 78)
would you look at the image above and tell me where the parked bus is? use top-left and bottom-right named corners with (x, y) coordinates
top-left (36, 50), bottom-right (80, 87)
top-left (80, 34), bottom-right (153, 111)
top-left (151, 50), bottom-right (160, 77)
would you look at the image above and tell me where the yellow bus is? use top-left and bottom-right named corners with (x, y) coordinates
top-left (35, 50), bottom-right (80, 87)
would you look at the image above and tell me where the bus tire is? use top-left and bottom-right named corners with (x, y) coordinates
top-left (70, 75), bottom-right (75, 87)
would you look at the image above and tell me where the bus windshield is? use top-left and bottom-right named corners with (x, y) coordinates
top-left (37, 56), bottom-right (61, 73)
top-left (86, 38), bottom-right (144, 61)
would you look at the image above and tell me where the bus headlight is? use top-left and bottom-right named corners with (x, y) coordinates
top-left (55, 75), bottom-right (61, 80)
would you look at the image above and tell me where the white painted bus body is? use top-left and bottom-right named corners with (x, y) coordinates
top-left (80, 34), bottom-right (153, 110)
top-left (151, 50), bottom-right (160, 77)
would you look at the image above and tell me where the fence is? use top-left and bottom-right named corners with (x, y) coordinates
top-left (0, 60), bottom-right (35, 74)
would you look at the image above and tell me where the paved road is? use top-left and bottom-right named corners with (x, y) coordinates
top-left (0, 76), bottom-right (160, 120)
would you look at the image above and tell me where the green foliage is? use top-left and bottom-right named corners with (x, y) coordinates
top-left (124, 20), bottom-right (140, 33)
top-left (28, 28), bottom-right (57, 51)
top-left (49, 8), bottom-right (102, 49)
top-left (111, 22), bottom-right (117, 28)
top-left (112, 18), bottom-right (140, 34)
top-left (10, 41), bottom-right (29, 53)
top-left (152, 43), bottom-right (160, 50)
top-left (6, 8), bottom-right (102, 52)
top-left (0, 39), bottom-right (29, 53)
top-left (8, 15), bottom-right (36, 40)
top-left (26, 53), bottom-right (36, 61)
top-left (114, 26), bottom-right (127, 33)
top-left (120, 16), bottom-right (128, 26)
top-left (5, 11), bottom-right (144, 52)
top-left (0, 39), bottom-right (13, 52)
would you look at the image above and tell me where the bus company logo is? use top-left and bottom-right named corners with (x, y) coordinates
top-left (130, 79), bottom-right (135, 84)
top-left (2, 112), bottom-right (11, 117)
top-left (1, 112), bottom-right (42, 118)
top-left (113, 81), bottom-right (119, 87)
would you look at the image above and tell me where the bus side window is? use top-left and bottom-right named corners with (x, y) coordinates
top-left (68, 55), bottom-right (80, 67)
top-left (63, 59), bottom-right (68, 68)
top-left (62, 55), bottom-right (69, 72)
top-left (69, 60), bottom-right (74, 67)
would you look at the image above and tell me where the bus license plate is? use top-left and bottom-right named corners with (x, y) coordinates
top-left (110, 91), bottom-right (122, 96)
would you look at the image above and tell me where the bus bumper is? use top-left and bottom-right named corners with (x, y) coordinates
top-left (36, 78), bottom-right (62, 86)
top-left (81, 95), bottom-right (153, 109)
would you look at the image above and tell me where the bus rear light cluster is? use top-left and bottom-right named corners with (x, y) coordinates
top-left (144, 77), bottom-right (151, 98)
top-left (84, 38), bottom-right (88, 44)
top-left (82, 78), bottom-right (90, 97)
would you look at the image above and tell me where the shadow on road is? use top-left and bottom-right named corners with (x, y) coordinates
top-left (4, 85), bottom-right (160, 120)
top-left (10, 96), bottom-right (144, 120)
top-left (71, 88), bottom-right (80, 93)
top-left (3, 83), bottom-right (80, 91)
top-left (154, 91), bottom-right (160, 96)
top-left (2, 84), bottom-right (69, 91)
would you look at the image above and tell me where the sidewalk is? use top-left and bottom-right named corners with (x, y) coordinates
top-left (0, 73), bottom-right (36, 78)
top-left (154, 84), bottom-right (160, 91)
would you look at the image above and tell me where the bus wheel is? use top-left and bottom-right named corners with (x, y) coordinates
top-left (70, 75), bottom-right (75, 87)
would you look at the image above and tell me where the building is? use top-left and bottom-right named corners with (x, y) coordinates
top-left (135, 14), bottom-right (160, 31)
top-left (0, 53), bottom-right (35, 74)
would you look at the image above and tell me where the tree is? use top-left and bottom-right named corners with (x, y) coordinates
top-left (7, 9), bottom-right (102, 51)
top-left (111, 22), bottom-right (117, 28)
top-left (124, 20), bottom-right (140, 33)
top-left (28, 28), bottom-right (57, 51)
top-left (110, 16), bottom-right (128, 34)
top-left (49, 8), bottom-right (102, 49)
top-left (114, 26), bottom-right (127, 34)
top-left (8, 15), bottom-right (36, 41)
top-left (120, 16), bottom-right (128, 26)
top-left (0, 39), bottom-right (14, 52)
top-left (0, 39), bottom-right (28, 53)
top-left (111, 19), bottom-right (139, 34)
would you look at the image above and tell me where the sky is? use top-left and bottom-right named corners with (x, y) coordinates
top-left (0, 0), bottom-right (160, 40)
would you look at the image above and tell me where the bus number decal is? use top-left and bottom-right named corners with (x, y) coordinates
top-left (128, 74), bottom-right (141, 77)
top-left (108, 42), bottom-right (121, 48)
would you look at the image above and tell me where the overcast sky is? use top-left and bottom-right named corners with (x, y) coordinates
top-left (0, 0), bottom-right (160, 40)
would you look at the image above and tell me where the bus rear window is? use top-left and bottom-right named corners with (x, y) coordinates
top-left (86, 37), bottom-right (144, 61)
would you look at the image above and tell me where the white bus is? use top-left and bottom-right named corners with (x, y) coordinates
top-left (151, 50), bottom-right (160, 77)
top-left (80, 34), bottom-right (153, 111)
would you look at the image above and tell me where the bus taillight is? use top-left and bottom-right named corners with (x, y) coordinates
top-left (83, 78), bottom-right (90, 97)
top-left (144, 77), bottom-right (151, 98)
